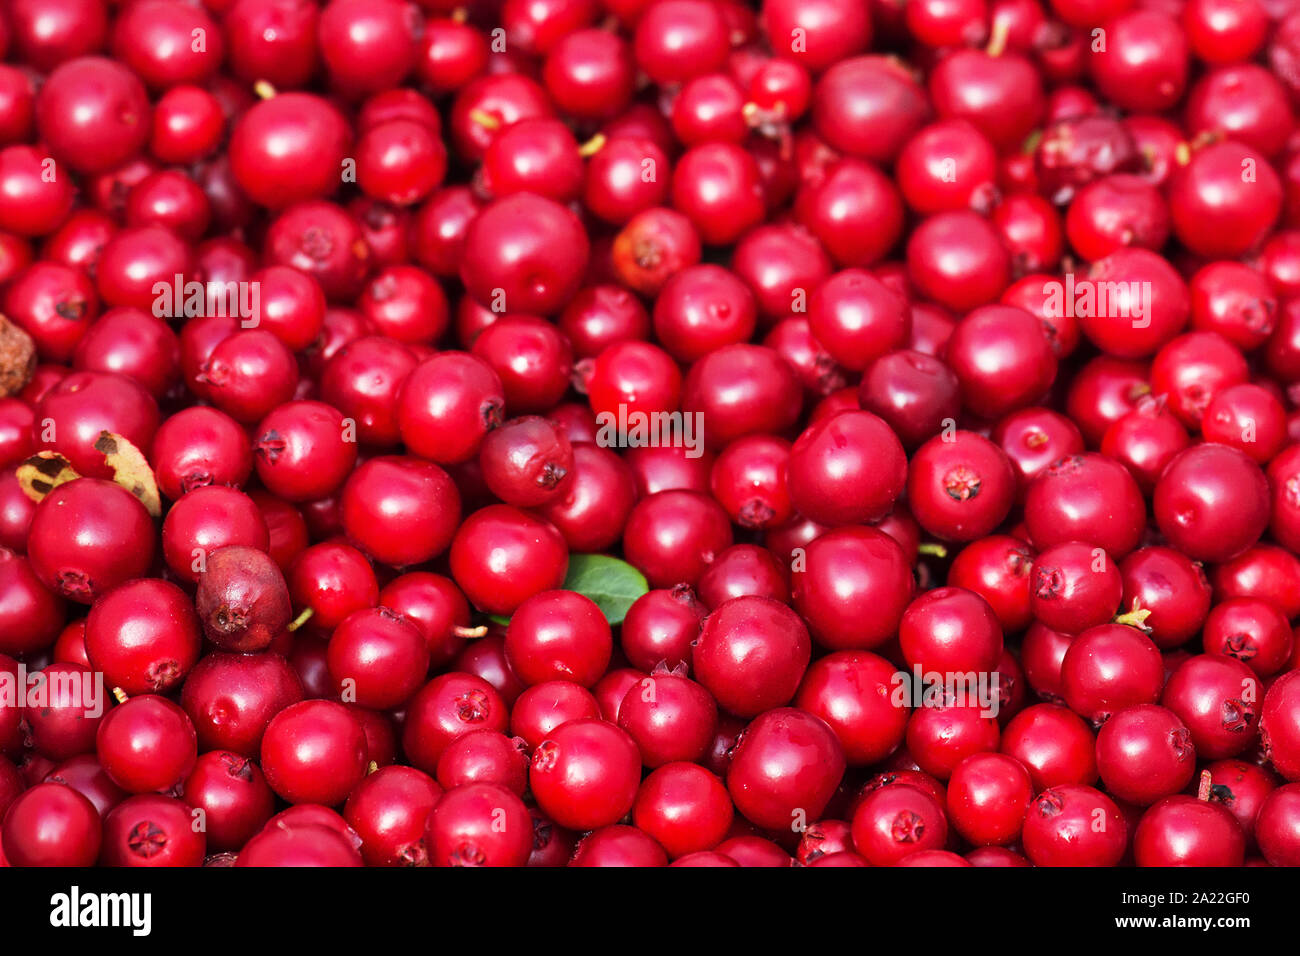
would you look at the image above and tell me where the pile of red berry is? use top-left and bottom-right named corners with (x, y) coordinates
top-left (2, 0), bottom-right (1300, 869)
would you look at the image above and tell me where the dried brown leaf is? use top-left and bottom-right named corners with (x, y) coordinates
top-left (95, 431), bottom-right (162, 518)
top-left (16, 451), bottom-right (81, 503)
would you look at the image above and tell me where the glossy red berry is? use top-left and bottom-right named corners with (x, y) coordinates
top-left (529, 718), bottom-right (641, 831)
top-left (1024, 453), bottom-right (1146, 559)
top-left (1060, 623), bottom-right (1164, 725)
top-left (1260, 670), bottom-right (1300, 781)
top-left (569, 824), bottom-right (667, 867)
top-left (161, 486), bottom-right (263, 582)
top-left (478, 416), bottom-right (573, 508)
top-left (1161, 654), bottom-right (1261, 761)
top-left (343, 764), bottom-right (442, 867)
top-left (1022, 784), bottom-right (1127, 867)
top-left (435, 731), bottom-right (527, 797)
top-left (228, 93), bottom-right (350, 208)
top-left (620, 586), bottom-right (707, 673)
top-left (851, 779), bottom-right (947, 865)
top-left (858, 350), bottom-right (959, 450)
top-left (424, 782), bottom-right (531, 867)
top-left (906, 211), bottom-right (1011, 313)
top-left (234, 821), bottom-right (362, 867)
top-left (946, 753), bottom-right (1034, 847)
top-left (1029, 542), bottom-right (1122, 635)
top-left (85, 579), bottom-right (201, 696)
top-left (36, 57), bottom-right (150, 175)
top-left (728, 708), bottom-right (845, 832)
top-left (791, 526), bottom-right (913, 650)
top-left (460, 193), bottom-right (589, 316)
top-left (260, 700), bottom-right (368, 806)
top-left (180, 652), bottom-right (304, 758)
top-left (327, 608), bottom-right (430, 710)
top-left (900, 586), bottom-right (1003, 674)
top-left (795, 651), bottom-right (909, 766)
top-left (449, 506), bottom-right (568, 616)
top-left (1255, 783), bottom-right (1300, 866)
top-left (1134, 795), bottom-right (1246, 867)
top-left (1101, 396), bottom-right (1190, 494)
top-left (1096, 704), bottom-right (1197, 805)
top-left (1, 783), bottom-right (101, 867)
top-left (907, 431), bottom-right (1015, 543)
top-left (0, 549), bottom-right (67, 656)
top-left (100, 794), bottom-right (205, 868)
top-left (622, 490), bottom-right (732, 589)
top-left (948, 535), bottom-right (1034, 633)
top-left (1119, 546), bottom-right (1211, 649)
top-left (693, 596), bottom-right (811, 718)
top-left (505, 590), bottom-right (612, 689)
top-left (398, 352), bottom-right (504, 465)
top-left (946, 305), bottom-right (1056, 419)
top-left (402, 673), bottom-right (509, 774)
top-left (27, 478), bottom-right (155, 604)
top-left (341, 456), bottom-right (461, 568)
top-left (632, 761), bottom-right (732, 859)
top-left (509, 680), bottom-right (600, 750)
top-left (181, 751), bottom-right (276, 853)
top-left (633, 0), bottom-right (729, 85)
top-left (788, 410), bottom-right (906, 527)
top-left (1001, 703), bottom-right (1099, 791)
top-left (96, 695), bottom-right (197, 794)
top-left (151, 406), bottom-right (253, 501)
top-left (682, 343), bottom-right (802, 447)
top-left (1202, 598), bottom-right (1293, 678)
top-left (1168, 141), bottom-right (1280, 259)
top-left (22, 662), bottom-right (102, 760)
top-left (34, 371), bottom-right (159, 480)
top-left (1154, 443), bottom-right (1269, 564)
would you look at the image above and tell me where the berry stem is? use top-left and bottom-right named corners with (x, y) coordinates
top-left (469, 108), bottom-right (501, 131)
top-left (578, 133), bottom-right (607, 157)
top-left (1113, 602), bottom-right (1153, 633)
top-left (287, 607), bottom-right (315, 632)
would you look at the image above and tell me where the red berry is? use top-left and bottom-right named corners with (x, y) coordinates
top-left (728, 708), bottom-right (845, 832)
top-left (1154, 443), bottom-right (1269, 563)
top-left (788, 410), bottom-right (907, 527)
top-left (946, 753), bottom-right (1034, 847)
top-left (693, 596), bottom-right (811, 717)
top-left (425, 782), bottom-right (532, 867)
top-left (96, 695), bottom-right (197, 794)
top-left (86, 579), bottom-right (201, 696)
top-left (449, 506), bottom-right (568, 616)
top-left (851, 779), bottom-right (947, 865)
top-left (907, 431), bottom-right (1015, 542)
top-left (27, 478), bottom-right (155, 604)
top-left (505, 590), bottom-right (612, 688)
top-left (260, 700), bottom-right (368, 805)
top-left (1022, 784), bottom-right (1127, 867)
top-left (791, 526), bottom-right (913, 650)
top-left (341, 456), bottom-right (461, 568)
top-left (1134, 795), bottom-right (1245, 867)
top-left (529, 718), bottom-right (641, 831)
top-left (342, 764), bottom-right (442, 867)
top-left (1, 783), bottom-right (101, 867)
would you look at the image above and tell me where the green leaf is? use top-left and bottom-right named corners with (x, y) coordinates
top-left (562, 554), bottom-right (648, 625)
top-left (487, 613), bottom-right (511, 627)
